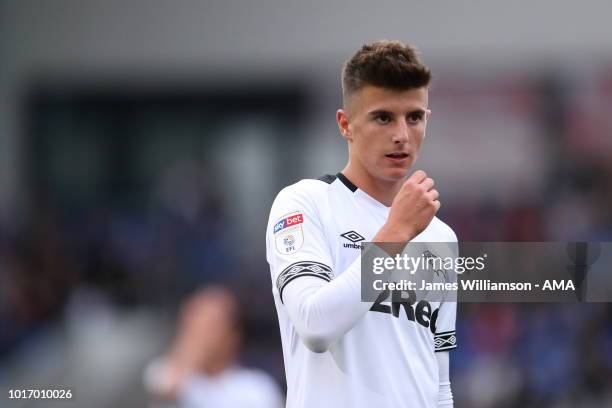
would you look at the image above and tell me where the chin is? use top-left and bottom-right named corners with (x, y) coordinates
top-left (380, 168), bottom-right (410, 181)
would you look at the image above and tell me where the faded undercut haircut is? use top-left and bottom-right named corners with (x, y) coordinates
top-left (341, 40), bottom-right (431, 106)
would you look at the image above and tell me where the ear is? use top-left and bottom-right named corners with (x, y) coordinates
top-left (423, 109), bottom-right (432, 139)
top-left (336, 109), bottom-right (352, 142)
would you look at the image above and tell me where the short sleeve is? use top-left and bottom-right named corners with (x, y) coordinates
top-left (266, 183), bottom-right (334, 303)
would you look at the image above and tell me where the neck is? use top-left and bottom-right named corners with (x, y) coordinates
top-left (198, 352), bottom-right (236, 377)
top-left (201, 358), bottom-right (232, 377)
top-left (341, 163), bottom-right (404, 206)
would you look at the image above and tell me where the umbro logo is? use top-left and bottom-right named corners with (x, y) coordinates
top-left (341, 231), bottom-right (365, 242)
top-left (341, 231), bottom-right (365, 249)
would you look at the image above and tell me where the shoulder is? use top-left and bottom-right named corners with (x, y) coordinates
top-left (430, 216), bottom-right (458, 242)
top-left (181, 367), bottom-right (283, 407)
top-left (230, 367), bottom-right (283, 403)
top-left (274, 178), bottom-right (332, 204)
top-left (232, 367), bottom-right (280, 388)
top-left (269, 178), bottom-right (332, 217)
top-left (267, 178), bottom-right (333, 237)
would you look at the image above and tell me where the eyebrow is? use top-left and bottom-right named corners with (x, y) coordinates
top-left (368, 109), bottom-right (393, 118)
top-left (368, 108), bottom-right (426, 117)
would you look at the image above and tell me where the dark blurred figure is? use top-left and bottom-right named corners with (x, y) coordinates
top-left (143, 286), bottom-right (283, 408)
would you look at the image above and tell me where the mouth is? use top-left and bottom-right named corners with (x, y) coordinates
top-left (384, 152), bottom-right (411, 166)
top-left (385, 152), bottom-right (410, 159)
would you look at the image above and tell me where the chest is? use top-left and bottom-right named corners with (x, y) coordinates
top-left (320, 194), bottom-right (387, 272)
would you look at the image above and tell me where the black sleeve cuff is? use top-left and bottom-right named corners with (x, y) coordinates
top-left (434, 330), bottom-right (457, 352)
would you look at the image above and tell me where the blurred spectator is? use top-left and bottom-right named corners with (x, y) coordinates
top-left (143, 286), bottom-right (283, 408)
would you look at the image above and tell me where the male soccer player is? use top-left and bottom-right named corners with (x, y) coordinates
top-left (266, 40), bottom-right (457, 408)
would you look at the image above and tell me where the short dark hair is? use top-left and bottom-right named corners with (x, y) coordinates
top-left (342, 40), bottom-right (431, 104)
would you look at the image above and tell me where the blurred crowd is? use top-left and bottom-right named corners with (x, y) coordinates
top-left (1, 69), bottom-right (612, 407)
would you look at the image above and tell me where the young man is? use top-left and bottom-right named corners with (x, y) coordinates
top-left (266, 40), bottom-right (457, 408)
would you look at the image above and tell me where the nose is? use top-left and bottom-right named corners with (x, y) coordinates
top-left (392, 120), bottom-right (410, 144)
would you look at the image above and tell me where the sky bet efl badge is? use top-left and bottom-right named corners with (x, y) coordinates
top-left (273, 211), bottom-right (304, 255)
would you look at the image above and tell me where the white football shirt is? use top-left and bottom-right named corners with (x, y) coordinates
top-left (266, 173), bottom-right (458, 408)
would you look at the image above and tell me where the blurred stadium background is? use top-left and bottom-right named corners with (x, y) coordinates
top-left (1, 1), bottom-right (612, 407)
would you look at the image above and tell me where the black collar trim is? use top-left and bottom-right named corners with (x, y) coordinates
top-left (337, 172), bottom-right (358, 193)
top-left (317, 174), bottom-right (337, 184)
